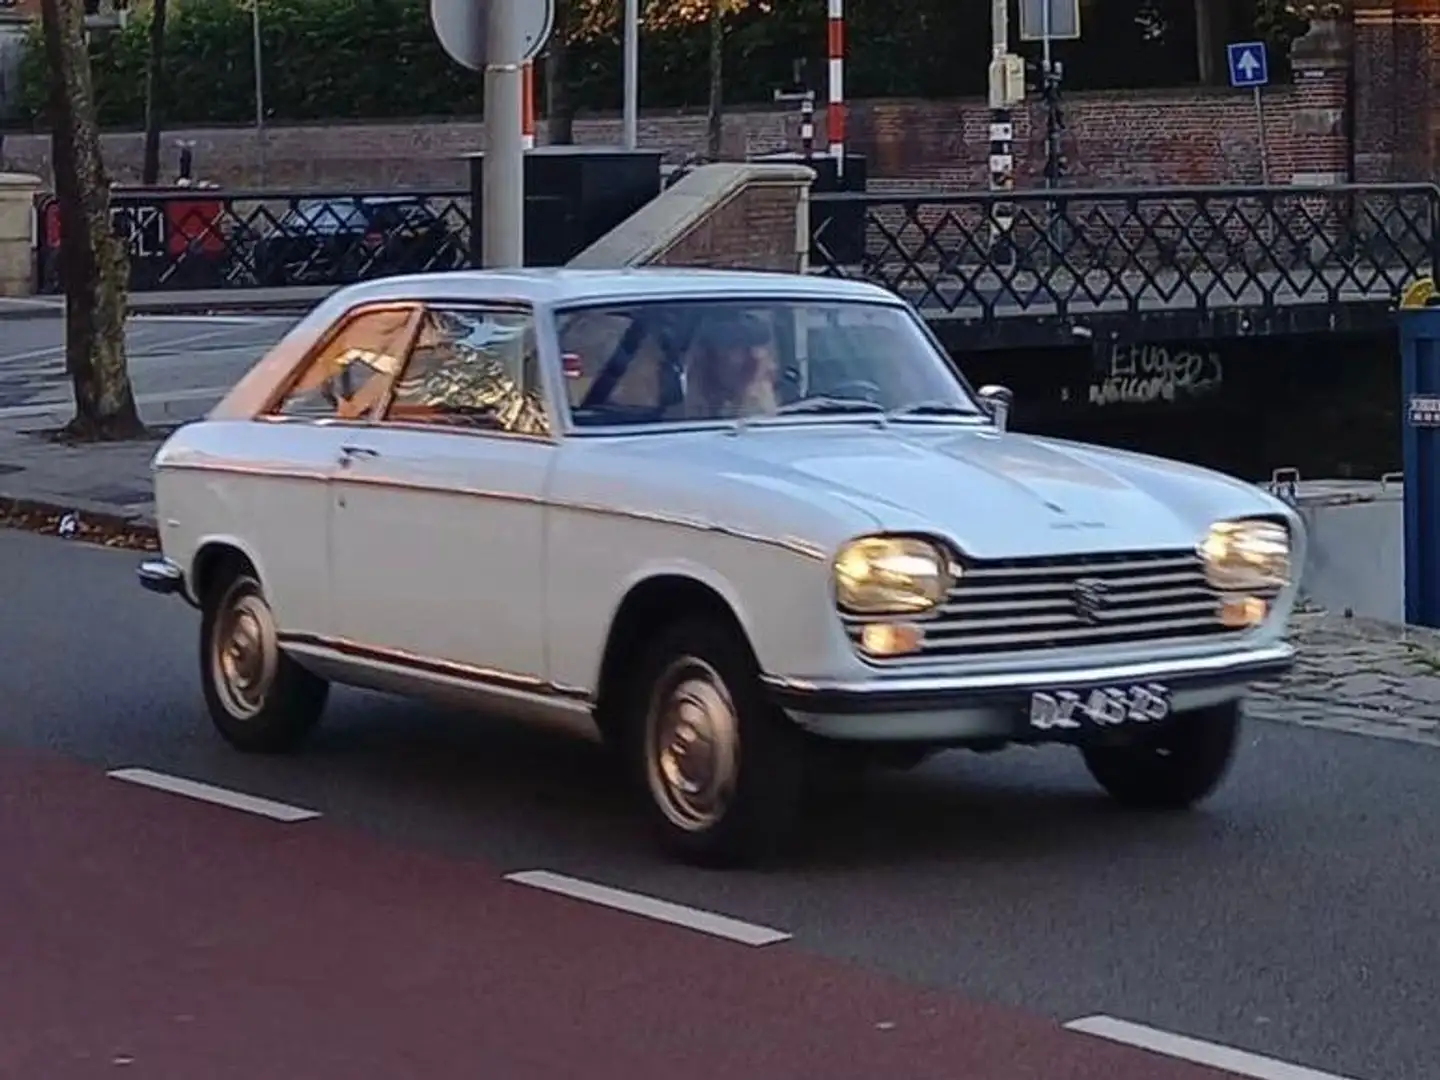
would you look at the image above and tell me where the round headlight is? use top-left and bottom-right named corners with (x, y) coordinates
top-left (833, 536), bottom-right (950, 614)
top-left (1200, 519), bottom-right (1291, 591)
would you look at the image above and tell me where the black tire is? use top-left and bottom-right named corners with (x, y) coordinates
top-left (621, 615), bottom-right (809, 867)
top-left (199, 563), bottom-right (329, 754)
top-left (1080, 702), bottom-right (1241, 810)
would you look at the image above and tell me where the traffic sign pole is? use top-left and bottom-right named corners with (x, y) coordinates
top-left (622, 0), bottom-right (639, 149)
top-left (1226, 41), bottom-right (1270, 184)
top-left (483, 0), bottom-right (524, 267)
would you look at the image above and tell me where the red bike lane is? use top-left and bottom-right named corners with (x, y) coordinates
top-left (0, 743), bottom-right (1237, 1080)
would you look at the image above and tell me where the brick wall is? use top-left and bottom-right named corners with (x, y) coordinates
top-left (1, 83), bottom-right (1343, 194)
top-left (651, 181), bottom-right (805, 272)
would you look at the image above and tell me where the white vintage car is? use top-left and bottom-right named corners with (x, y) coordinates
top-left (138, 268), bottom-right (1303, 864)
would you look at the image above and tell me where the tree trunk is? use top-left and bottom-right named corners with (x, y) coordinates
top-left (141, 0), bottom-right (169, 185)
top-left (706, 0), bottom-right (723, 159)
top-left (544, 0), bottom-right (574, 145)
top-left (40, 0), bottom-right (142, 441)
top-left (1194, 0), bottom-right (1217, 84)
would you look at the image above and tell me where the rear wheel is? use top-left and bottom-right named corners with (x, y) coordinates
top-left (199, 563), bottom-right (329, 754)
top-left (623, 616), bottom-right (809, 866)
top-left (1080, 702), bottom-right (1241, 810)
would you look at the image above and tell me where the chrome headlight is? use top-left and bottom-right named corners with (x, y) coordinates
top-left (833, 536), bottom-right (949, 614)
top-left (1200, 519), bottom-right (1291, 592)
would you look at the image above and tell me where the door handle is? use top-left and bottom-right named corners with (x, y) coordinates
top-left (338, 444), bottom-right (381, 464)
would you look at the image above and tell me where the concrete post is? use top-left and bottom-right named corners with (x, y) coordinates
top-left (0, 173), bottom-right (42, 297)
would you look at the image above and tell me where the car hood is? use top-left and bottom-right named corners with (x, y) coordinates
top-left (641, 423), bottom-right (1286, 559)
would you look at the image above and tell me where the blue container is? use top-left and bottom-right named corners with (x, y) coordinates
top-left (1398, 300), bottom-right (1440, 627)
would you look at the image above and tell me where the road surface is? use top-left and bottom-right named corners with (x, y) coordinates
top-left (2, 527), bottom-right (1436, 1080)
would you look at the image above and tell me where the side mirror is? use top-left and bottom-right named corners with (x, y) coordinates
top-left (977, 384), bottom-right (1014, 431)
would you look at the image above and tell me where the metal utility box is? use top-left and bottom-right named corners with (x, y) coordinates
top-left (1269, 474), bottom-right (1404, 624)
top-left (752, 150), bottom-right (868, 268)
top-left (464, 147), bottom-right (664, 267)
top-left (1400, 297), bottom-right (1440, 627)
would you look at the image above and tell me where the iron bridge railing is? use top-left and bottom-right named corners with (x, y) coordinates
top-left (32, 188), bottom-right (473, 294)
top-left (808, 183), bottom-right (1440, 323)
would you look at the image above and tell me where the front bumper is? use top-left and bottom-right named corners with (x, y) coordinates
top-left (137, 556), bottom-right (186, 598)
top-left (763, 642), bottom-right (1294, 742)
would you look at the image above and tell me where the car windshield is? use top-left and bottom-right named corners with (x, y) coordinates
top-left (555, 297), bottom-right (983, 428)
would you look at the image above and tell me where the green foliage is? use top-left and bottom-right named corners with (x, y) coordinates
top-left (15, 0), bottom-right (1305, 129)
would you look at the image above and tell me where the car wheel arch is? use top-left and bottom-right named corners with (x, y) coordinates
top-left (191, 537), bottom-right (265, 604)
top-left (592, 573), bottom-right (759, 740)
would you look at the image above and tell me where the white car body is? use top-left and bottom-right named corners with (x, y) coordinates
top-left (138, 268), bottom-right (1303, 859)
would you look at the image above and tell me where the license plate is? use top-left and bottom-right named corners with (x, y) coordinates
top-left (1028, 683), bottom-right (1171, 731)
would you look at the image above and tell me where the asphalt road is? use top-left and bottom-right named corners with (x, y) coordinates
top-left (3, 527), bottom-right (1437, 1080)
top-left (0, 314), bottom-right (292, 424)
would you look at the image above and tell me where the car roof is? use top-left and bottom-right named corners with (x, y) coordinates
top-left (314, 267), bottom-right (905, 310)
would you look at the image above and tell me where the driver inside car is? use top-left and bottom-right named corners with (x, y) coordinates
top-left (686, 314), bottom-right (781, 420)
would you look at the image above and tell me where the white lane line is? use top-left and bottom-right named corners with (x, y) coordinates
top-left (107, 768), bottom-right (320, 823)
top-left (504, 869), bottom-right (791, 947)
top-left (1064, 1016), bottom-right (1363, 1080)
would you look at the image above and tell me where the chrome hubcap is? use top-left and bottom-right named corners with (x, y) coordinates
top-left (645, 657), bottom-right (740, 832)
top-left (211, 583), bottom-right (279, 720)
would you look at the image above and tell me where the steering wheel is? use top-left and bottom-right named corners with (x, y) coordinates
top-left (828, 378), bottom-right (884, 404)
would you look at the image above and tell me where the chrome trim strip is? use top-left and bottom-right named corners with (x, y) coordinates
top-left (154, 459), bottom-right (829, 560)
top-left (276, 631), bottom-right (593, 703)
top-left (762, 642), bottom-right (1295, 699)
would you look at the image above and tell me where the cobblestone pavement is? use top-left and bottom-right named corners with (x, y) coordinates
top-left (1249, 606), bottom-right (1440, 747)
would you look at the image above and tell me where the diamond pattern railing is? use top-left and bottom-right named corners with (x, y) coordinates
top-left (33, 189), bottom-right (473, 294)
top-left (809, 184), bottom-right (1440, 322)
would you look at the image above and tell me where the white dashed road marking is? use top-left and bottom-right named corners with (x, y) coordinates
top-left (504, 869), bottom-right (792, 947)
top-left (107, 767), bottom-right (321, 823)
top-left (1065, 1015), bottom-right (1365, 1080)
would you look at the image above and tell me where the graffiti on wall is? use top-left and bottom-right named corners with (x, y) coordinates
top-left (1087, 343), bottom-right (1224, 407)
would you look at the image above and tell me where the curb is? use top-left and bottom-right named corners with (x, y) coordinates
top-left (0, 492), bottom-right (159, 546)
top-left (0, 301), bottom-right (64, 321)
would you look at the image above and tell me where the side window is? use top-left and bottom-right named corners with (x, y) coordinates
top-left (271, 306), bottom-right (420, 420)
top-left (383, 305), bottom-right (551, 436)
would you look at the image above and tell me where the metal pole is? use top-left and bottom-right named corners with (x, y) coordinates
top-left (622, 0), bottom-right (639, 149)
top-left (251, 0), bottom-right (265, 185)
top-left (483, 0), bottom-right (524, 267)
top-left (1041, 0), bottom-right (1053, 189)
top-left (988, 0), bottom-right (1013, 261)
top-left (827, 0), bottom-right (845, 176)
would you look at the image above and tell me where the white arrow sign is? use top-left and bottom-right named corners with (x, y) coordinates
top-left (1236, 50), bottom-right (1260, 78)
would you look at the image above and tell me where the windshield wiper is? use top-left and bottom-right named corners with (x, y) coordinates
top-left (774, 396), bottom-right (887, 416)
top-left (887, 400), bottom-right (982, 419)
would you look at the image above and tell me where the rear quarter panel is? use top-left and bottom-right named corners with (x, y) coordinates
top-left (152, 420), bottom-right (336, 636)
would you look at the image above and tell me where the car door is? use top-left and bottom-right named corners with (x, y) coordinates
top-left (327, 301), bottom-right (556, 688)
top-left (249, 301), bottom-right (424, 640)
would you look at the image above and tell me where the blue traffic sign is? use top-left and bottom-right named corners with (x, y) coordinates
top-left (1226, 41), bottom-right (1269, 88)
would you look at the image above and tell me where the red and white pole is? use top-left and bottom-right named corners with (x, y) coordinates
top-left (827, 0), bottom-right (845, 175)
top-left (521, 60), bottom-right (536, 150)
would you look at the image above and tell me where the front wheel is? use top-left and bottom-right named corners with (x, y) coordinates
top-left (199, 564), bottom-right (329, 754)
top-left (623, 616), bottom-right (809, 866)
top-left (1080, 701), bottom-right (1241, 810)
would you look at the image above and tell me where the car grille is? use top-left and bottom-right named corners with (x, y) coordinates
top-left (845, 548), bottom-right (1249, 660)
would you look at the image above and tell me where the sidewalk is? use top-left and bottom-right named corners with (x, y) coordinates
top-left (0, 421), bottom-right (161, 527)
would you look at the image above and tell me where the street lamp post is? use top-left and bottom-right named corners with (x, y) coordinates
top-left (622, 0), bottom-right (638, 149)
top-left (251, 0), bottom-right (265, 184)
